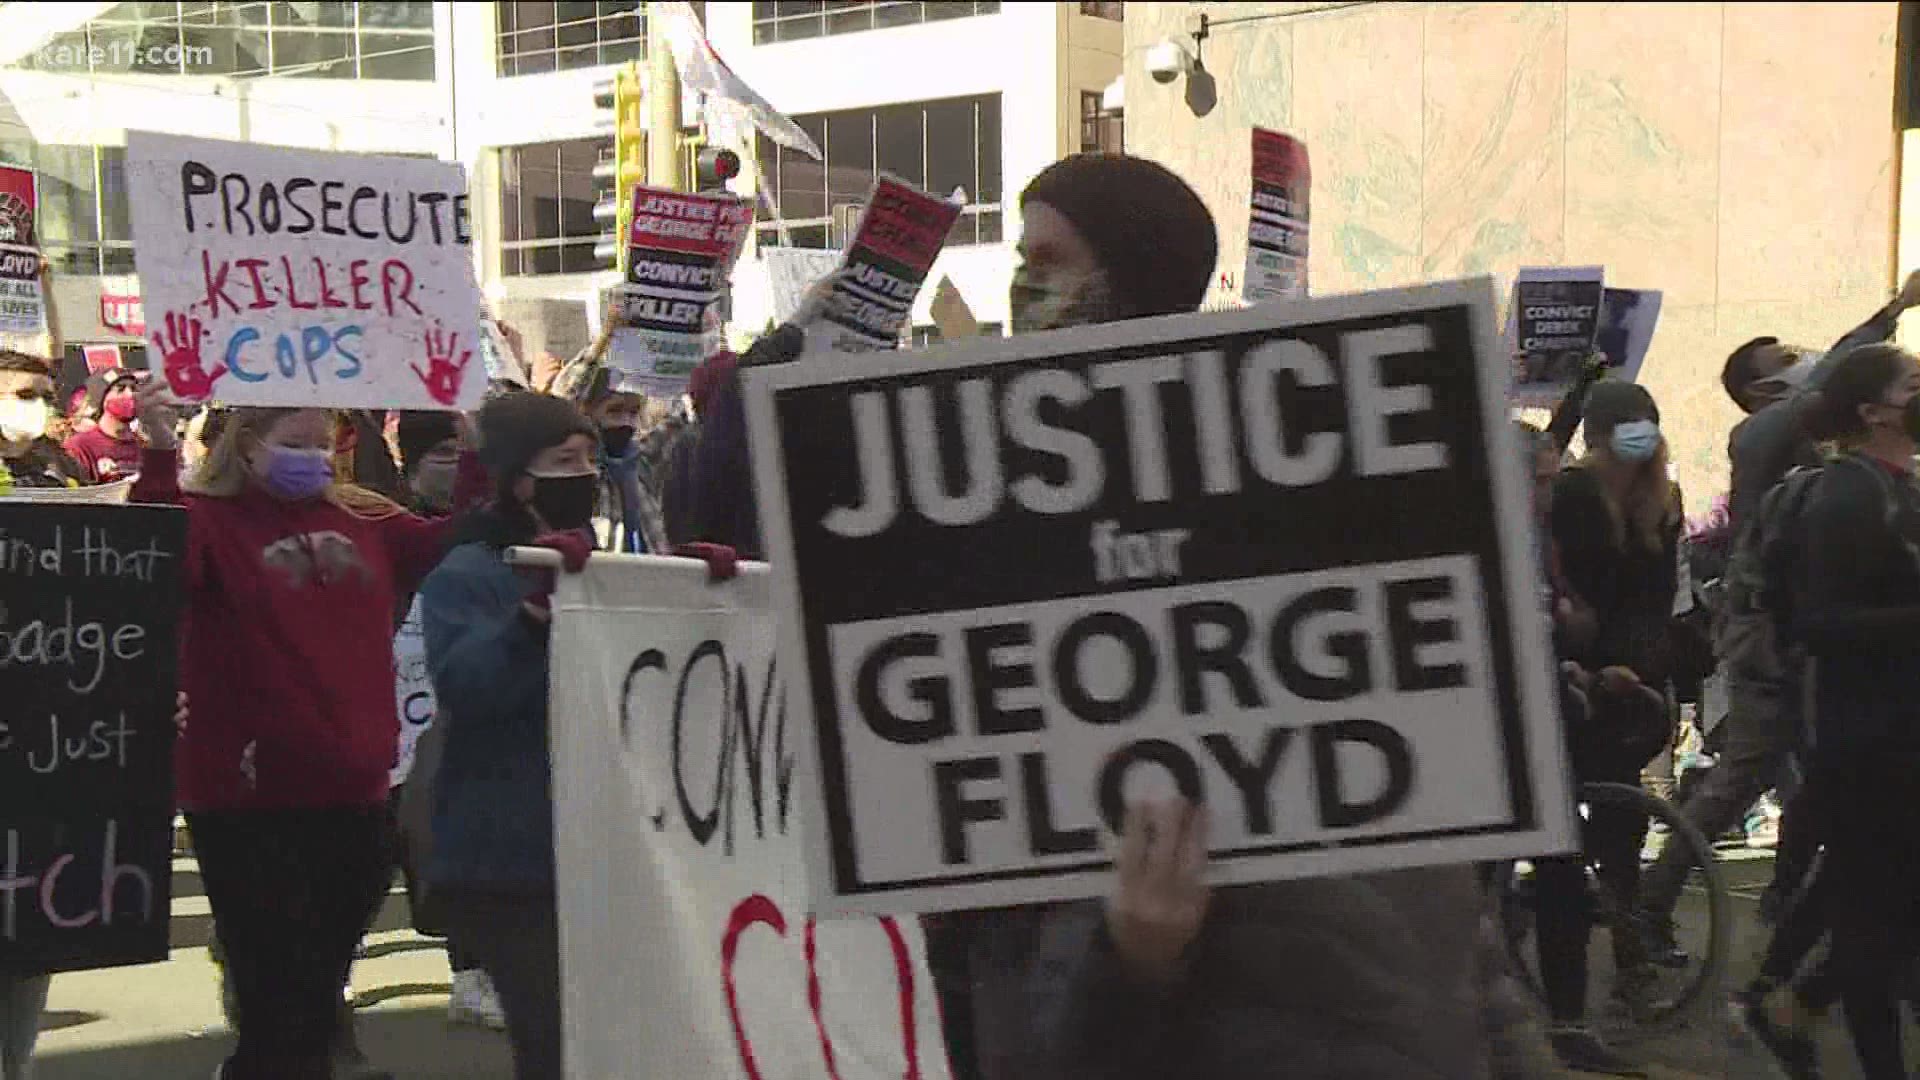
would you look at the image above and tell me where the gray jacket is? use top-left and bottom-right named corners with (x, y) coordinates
top-left (1727, 301), bottom-right (1903, 535)
top-left (956, 866), bottom-right (1553, 1080)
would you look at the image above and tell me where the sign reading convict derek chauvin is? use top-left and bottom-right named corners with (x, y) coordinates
top-left (744, 277), bottom-right (1574, 914)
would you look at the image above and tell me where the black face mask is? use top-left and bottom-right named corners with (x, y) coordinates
top-left (599, 424), bottom-right (636, 457)
top-left (528, 471), bottom-right (598, 532)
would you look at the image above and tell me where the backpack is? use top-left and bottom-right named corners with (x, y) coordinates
top-left (1730, 457), bottom-right (1898, 648)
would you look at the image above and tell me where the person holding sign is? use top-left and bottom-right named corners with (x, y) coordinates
top-left (129, 384), bottom-right (476, 1080)
top-left (908, 153), bottom-right (1555, 1080)
top-left (416, 392), bottom-right (598, 1080)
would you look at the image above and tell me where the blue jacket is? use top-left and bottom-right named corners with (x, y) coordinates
top-left (418, 541), bottom-right (555, 891)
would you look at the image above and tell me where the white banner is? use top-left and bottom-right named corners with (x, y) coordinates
top-left (550, 555), bottom-right (954, 1080)
top-left (126, 132), bottom-right (485, 411)
top-left (390, 596), bottom-right (434, 787)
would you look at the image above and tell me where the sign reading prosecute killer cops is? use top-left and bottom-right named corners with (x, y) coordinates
top-left (745, 278), bottom-right (1574, 913)
top-left (126, 132), bottom-right (485, 411)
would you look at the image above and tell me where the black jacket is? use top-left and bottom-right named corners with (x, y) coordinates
top-left (1793, 453), bottom-right (1920, 760)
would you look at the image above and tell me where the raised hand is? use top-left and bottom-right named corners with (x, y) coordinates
top-left (151, 311), bottom-right (225, 402)
top-left (1107, 800), bottom-right (1210, 985)
top-left (411, 326), bottom-right (474, 406)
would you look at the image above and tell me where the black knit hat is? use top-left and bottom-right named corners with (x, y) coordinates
top-left (396, 411), bottom-right (460, 476)
top-left (476, 392), bottom-right (597, 480)
top-left (1583, 380), bottom-right (1660, 443)
top-left (1019, 153), bottom-right (1219, 319)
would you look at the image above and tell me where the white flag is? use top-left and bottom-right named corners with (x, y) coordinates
top-left (659, 2), bottom-right (824, 161)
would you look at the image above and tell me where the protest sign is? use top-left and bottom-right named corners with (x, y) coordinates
top-left (0, 163), bottom-right (44, 333)
top-left (1593, 287), bottom-right (1661, 386)
top-left (125, 132), bottom-right (484, 410)
top-left (390, 596), bottom-right (434, 787)
top-left (763, 248), bottom-right (841, 325)
top-left (1507, 266), bottom-right (1604, 406)
top-left (100, 292), bottom-right (146, 338)
top-left (611, 185), bottom-right (753, 395)
top-left (83, 344), bottom-right (122, 375)
top-left (1243, 128), bottom-right (1309, 303)
top-left (806, 176), bottom-right (961, 354)
top-left (0, 502), bottom-right (184, 973)
top-left (745, 277), bottom-right (1574, 913)
top-left (547, 554), bottom-right (953, 1080)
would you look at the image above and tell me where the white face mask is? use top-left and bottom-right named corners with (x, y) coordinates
top-left (0, 397), bottom-right (49, 443)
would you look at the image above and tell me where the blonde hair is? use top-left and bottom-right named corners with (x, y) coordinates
top-left (185, 407), bottom-right (406, 520)
top-left (1579, 440), bottom-right (1681, 553)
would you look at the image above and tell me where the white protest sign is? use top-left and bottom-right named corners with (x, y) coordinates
top-left (391, 596), bottom-right (434, 787)
top-left (1243, 128), bottom-right (1309, 303)
top-left (126, 132), bottom-right (484, 411)
top-left (745, 277), bottom-right (1575, 914)
top-left (763, 248), bottom-right (841, 325)
top-left (0, 163), bottom-right (44, 334)
top-left (548, 555), bottom-right (955, 1080)
top-left (804, 176), bottom-right (961, 354)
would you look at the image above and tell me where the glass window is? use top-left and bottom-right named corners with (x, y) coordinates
top-left (45, 3), bottom-right (434, 80)
top-left (1079, 1), bottom-right (1123, 20)
top-left (753, 1), bottom-right (996, 44)
top-left (98, 148), bottom-right (130, 246)
top-left (497, 0), bottom-right (643, 77)
top-left (1079, 91), bottom-right (1122, 154)
top-left (756, 94), bottom-right (1001, 249)
top-left (500, 139), bottom-right (618, 277)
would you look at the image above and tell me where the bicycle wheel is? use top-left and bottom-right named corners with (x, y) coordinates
top-left (1496, 780), bottom-right (1730, 1040)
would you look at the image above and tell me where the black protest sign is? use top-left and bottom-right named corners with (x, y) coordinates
top-left (1510, 267), bottom-right (1604, 403)
top-left (745, 278), bottom-right (1574, 913)
top-left (810, 176), bottom-right (961, 354)
top-left (0, 503), bottom-right (185, 973)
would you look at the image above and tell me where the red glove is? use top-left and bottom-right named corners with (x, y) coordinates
top-left (532, 530), bottom-right (594, 574)
top-left (673, 542), bottom-right (739, 583)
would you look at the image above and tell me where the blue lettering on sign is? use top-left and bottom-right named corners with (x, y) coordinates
top-left (333, 326), bottom-right (364, 379)
top-left (222, 325), bottom-right (368, 386)
top-left (225, 327), bottom-right (266, 383)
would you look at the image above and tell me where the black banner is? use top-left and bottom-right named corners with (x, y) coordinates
top-left (746, 280), bottom-right (1574, 913)
top-left (0, 502), bottom-right (185, 973)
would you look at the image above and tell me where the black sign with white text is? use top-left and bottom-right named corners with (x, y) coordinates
top-left (0, 503), bottom-right (184, 973)
top-left (745, 279), bottom-right (1574, 914)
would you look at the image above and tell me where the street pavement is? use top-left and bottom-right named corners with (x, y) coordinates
top-left (23, 846), bottom-right (1919, 1078)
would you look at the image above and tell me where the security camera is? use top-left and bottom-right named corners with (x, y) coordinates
top-left (1145, 37), bottom-right (1194, 84)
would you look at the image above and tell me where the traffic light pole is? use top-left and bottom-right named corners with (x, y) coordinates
top-left (646, 1), bottom-right (683, 192)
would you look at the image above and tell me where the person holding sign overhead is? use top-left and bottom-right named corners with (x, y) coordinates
top-left (129, 381), bottom-right (477, 1080)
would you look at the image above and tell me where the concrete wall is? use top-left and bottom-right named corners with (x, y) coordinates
top-left (1123, 1), bottom-right (1903, 506)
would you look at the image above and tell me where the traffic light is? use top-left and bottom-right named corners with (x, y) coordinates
top-left (694, 146), bottom-right (741, 195)
top-left (591, 64), bottom-right (644, 270)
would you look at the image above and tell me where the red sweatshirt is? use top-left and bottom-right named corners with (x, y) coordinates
top-left (133, 449), bottom-right (459, 811)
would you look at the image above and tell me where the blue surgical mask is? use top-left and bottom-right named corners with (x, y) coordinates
top-left (263, 446), bottom-right (334, 501)
top-left (1609, 419), bottom-right (1662, 464)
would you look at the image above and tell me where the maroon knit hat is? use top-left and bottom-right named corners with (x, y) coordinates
top-left (689, 350), bottom-right (738, 416)
top-left (1019, 153), bottom-right (1218, 319)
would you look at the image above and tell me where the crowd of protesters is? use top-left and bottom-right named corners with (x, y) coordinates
top-left (0, 147), bottom-right (1917, 1080)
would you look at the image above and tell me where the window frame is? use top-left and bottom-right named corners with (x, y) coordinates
top-left (751, 2), bottom-right (999, 46)
top-left (497, 137), bottom-right (619, 277)
top-left (755, 93), bottom-right (1004, 251)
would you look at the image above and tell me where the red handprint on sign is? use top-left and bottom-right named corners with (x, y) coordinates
top-left (411, 326), bottom-right (473, 407)
top-left (151, 311), bottom-right (225, 402)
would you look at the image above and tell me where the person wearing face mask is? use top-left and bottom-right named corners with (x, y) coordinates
top-left (901, 154), bottom-right (1558, 1080)
top-left (555, 361), bottom-right (669, 554)
top-left (0, 350), bottom-right (81, 490)
top-left (1523, 380), bottom-right (1683, 1074)
top-left (1742, 343), bottom-right (1920, 1080)
top-left (128, 383), bottom-right (478, 1080)
top-left (62, 369), bottom-right (147, 483)
top-left (414, 391), bottom-right (605, 1080)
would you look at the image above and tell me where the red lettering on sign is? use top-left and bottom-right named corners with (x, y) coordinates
top-left (720, 895), bottom-right (929, 1080)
